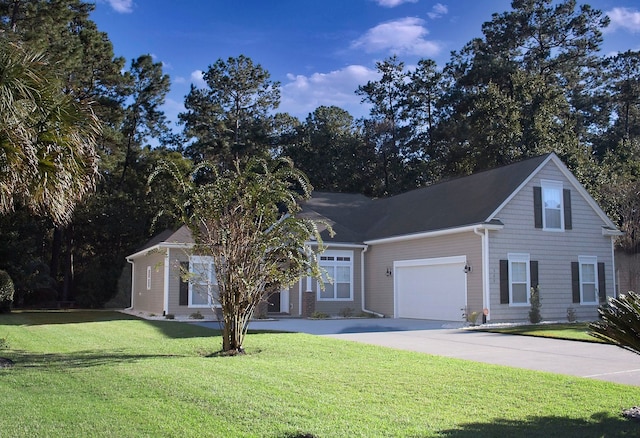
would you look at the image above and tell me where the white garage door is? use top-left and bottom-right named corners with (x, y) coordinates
top-left (395, 256), bottom-right (467, 321)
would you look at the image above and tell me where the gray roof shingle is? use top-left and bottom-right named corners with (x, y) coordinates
top-left (302, 154), bottom-right (551, 243)
top-left (138, 154), bottom-right (552, 249)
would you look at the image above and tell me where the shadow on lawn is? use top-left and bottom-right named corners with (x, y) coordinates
top-left (2, 349), bottom-right (185, 369)
top-left (437, 412), bottom-right (638, 438)
top-left (0, 310), bottom-right (139, 326)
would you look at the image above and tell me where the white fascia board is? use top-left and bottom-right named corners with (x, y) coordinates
top-left (602, 227), bottom-right (624, 237)
top-left (304, 241), bottom-right (368, 249)
top-left (486, 154), bottom-right (553, 222)
top-left (547, 154), bottom-right (620, 230)
top-left (363, 223), bottom-right (504, 245)
top-left (126, 242), bottom-right (193, 261)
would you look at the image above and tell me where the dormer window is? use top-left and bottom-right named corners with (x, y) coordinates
top-left (533, 180), bottom-right (572, 231)
top-left (542, 180), bottom-right (563, 230)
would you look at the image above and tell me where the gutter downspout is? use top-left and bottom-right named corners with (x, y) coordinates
top-left (126, 258), bottom-right (134, 311)
top-left (611, 236), bottom-right (618, 298)
top-left (163, 249), bottom-right (170, 316)
top-left (360, 244), bottom-right (385, 318)
top-left (473, 227), bottom-right (490, 322)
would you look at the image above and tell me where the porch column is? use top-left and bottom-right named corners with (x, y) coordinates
top-left (302, 275), bottom-right (315, 317)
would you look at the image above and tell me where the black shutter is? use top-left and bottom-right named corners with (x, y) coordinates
top-left (530, 260), bottom-right (539, 290)
top-left (563, 189), bottom-right (572, 230)
top-left (179, 261), bottom-right (189, 306)
top-left (533, 186), bottom-right (543, 229)
top-left (500, 259), bottom-right (509, 304)
top-left (598, 262), bottom-right (606, 303)
top-left (571, 262), bottom-right (580, 303)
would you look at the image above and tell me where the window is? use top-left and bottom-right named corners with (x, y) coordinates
top-left (541, 180), bottom-right (563, 230)
top-left (318, 251), bottom-right (353, 301)
top-left (189, 256), bottom-right (219, 307)
top-left (579, 256), bottom-right (598, 304)
top-left (146, 266), bottom-right (152, 290)
top-left (508, 253), bottom-right (530, 305)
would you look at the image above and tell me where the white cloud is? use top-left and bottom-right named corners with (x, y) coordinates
top-left (606, 7), bottom-right (640, 33)
top-left (351, 17), bottom-right (442, 57)
top-left (190, 70), bottom-right (206, 88)
top-left (427, 3), bottom-right (448, 19)
top-left (105, 0), bottom-right (133, 13)
top-left (280, 65), bottom-right (378, 119)
top-left (374, 0), bottom-right (418, 8)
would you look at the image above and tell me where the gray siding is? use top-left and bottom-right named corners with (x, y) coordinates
top-left (489, 161), bottom-right (615, 322)
top-left (131, 250), bottom-right (165, 315)
top-left (365, 232), bottom-right (483, 319)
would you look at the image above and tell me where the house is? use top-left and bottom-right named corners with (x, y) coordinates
top-left (126, 153), bottom-right (622, 322)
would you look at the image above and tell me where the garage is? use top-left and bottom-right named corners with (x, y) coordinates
top-left (394, 256), bottom-right (467, 321)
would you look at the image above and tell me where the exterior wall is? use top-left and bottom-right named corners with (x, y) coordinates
top-left (489, 162), bottom-right (615, 322)
top-left (165, 248), bottom-right (219, 319)
top-left (131, 250), bottom-right (166, 315)
top-left (616, 251), bottom-right (640, 295)
top-left (364, 232), bottom-right (483, 320)
top-left (289, 246), bottom-right (364, 316)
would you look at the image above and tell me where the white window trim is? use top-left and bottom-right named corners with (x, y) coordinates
top-left (508, 253), bottom-right (530, 307)
top-left (541, 179), bottom-right (564, 232)
top-left (189, 256), bottom-right (218, 308)
top-left (579, 255), bottom-right (598, 305)
top-left (146, 266), bottom-right (152, 290)
top-left (317, 250), bottom-right (354, 301)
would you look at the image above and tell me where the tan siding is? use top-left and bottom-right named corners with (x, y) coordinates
top-left (131, 251), bottom-right (165, 315)
top-left (489, 161), bottom-right (615, 322)
top-left (365, 232), bottom-right (483, 320)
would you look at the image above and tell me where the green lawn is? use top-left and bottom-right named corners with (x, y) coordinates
top-left (478, 322), bottom-right (607, 343)
top-left (1, 311), bottom-right (639, 437)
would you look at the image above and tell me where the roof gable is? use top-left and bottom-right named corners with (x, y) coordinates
top-left (487, 153), bottom-right (617, 230)
top-left (127, 225), bottom-right (194, 259)
top-left (364, 154), bottom-right (551, 240)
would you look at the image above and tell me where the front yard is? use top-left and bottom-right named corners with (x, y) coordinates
top-left (0, 311), bottom-right (638, 437)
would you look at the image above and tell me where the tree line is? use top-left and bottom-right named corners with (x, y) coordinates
top-left (0, 0), bottom-right (638, 308)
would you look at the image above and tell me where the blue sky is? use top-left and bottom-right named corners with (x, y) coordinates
top-left (91, 0), bottom-right (640, 128)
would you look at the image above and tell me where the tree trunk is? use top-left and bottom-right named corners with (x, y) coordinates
top-left (61, 225), bottom-right (74, 302)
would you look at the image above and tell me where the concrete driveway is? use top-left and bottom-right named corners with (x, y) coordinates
top-left (234, 318), bottom-right (640, 387)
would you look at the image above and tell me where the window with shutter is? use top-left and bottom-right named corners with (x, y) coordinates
top-left (573, 256), bottom-right (599, 305)
top-left (188, 256), bottom-right (219, 307)
top-left (541, 180), bottom-right (564, 231)
top-left (179, 261), bottom-right (189, 306)
top-left (503, 254), bottom-right (533, 306)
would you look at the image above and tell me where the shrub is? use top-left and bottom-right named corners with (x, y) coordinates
top-left (189, 311), bottom-right (204, 320)
top-left (310, 311), bottom-right (329, 319)
top-left (566, 307), bottom-right (576, 322)
top-left (463, 307), bottom-right (480, 325)
top-left (339, 307), bottom-right (354, 318)
top-left (590, 291), bottom-right (640, 355)
top-left (165, 314), bottom-right (175, 320)
top-left (0, 270), bottom-right (14, 313)
top-left (528, 286), bottom-right (541, 323)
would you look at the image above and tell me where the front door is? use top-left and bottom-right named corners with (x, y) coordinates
top-left (267, 291), bottom-right (281, 313)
